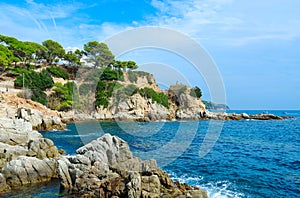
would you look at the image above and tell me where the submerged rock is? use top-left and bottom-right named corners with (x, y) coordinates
top-left (58, 133), bottom-right (207, 198)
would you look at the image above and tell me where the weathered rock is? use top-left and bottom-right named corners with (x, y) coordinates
top-left (17, 107), bottom-right (66, 131)
top-left (1, 156), bottom-right (58, 187)
top-left (0, 117), bottom-right (61, 194)
top-left (141, 175), bottom-right (160, 198)
top-left (203, 111), bottom-right (289, 121)
top-left (0, 173), bottom-right (10, 193)
top-left (58, 133), bottom-right (207, 197)
top-left (127, 171), bottom-right (142, 198)
top-left (169, 85), bottom-right (206, 120)
top-left (27, 138), bottom-right (59, 158)
top-left (0, 118), bottom-right (59, 170)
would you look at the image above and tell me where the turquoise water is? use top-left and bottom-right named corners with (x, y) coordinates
top-left (3, 110), bottom-right (300, 197)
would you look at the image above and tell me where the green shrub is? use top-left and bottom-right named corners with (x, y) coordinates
top-left (100, 67), bottom-right (123, 81)
top-left (31, 89), bottom-right (47, 105)
top-left (123, 84), bottom-right (138, 96)
top-left (47, 66), bottom-right (69, 79)
top-left (94, 80), bottom-right (126, 108)
top-left (49, 81), bottom-right (79, 111)
top-left (14, 70), bottom-right (53, 90)
top-left (190, 86), bottom-right (202, 98)
top-left (14, 70), bottom-right (53, 105)
top-left (139, 87), bottom-right (169, 108)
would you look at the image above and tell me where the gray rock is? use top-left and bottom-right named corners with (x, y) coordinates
top-left (2, 156), bottom-right (58, 187)
top-left (16, 107), bottom-right (66, 131)
top-left (0, 142), bottom-right (28, 169)
top-left (58, 133), bottom-right (207, 197)
top-left (76, 133), bottom-right (134, 166)
top-left (27, 138), bottom-right (59, 158)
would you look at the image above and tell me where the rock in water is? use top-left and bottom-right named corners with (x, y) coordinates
top-left (58, 133), bottom-right (207, 198)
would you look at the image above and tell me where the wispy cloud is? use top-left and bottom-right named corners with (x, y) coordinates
top-left (0, 0), bottom-right (85, 45)
top-left (1, 0), bottom-right (300, 48)
top-left (146, 0), bottom-right (300, 46)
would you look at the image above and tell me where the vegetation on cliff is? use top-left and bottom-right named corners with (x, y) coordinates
top-left (0, 34), bottom-right (209, 116)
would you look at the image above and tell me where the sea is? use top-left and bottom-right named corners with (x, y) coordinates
top-left (2, 110), bottom-right (299, 198)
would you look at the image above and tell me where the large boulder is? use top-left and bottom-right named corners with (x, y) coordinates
top-left (58, 133), bottom-right (207, 198)
top-left (1, 156), bottom-right (58, 187)
top-left (0, 118), bottom-right (59, 169)
top-left (0, 117), bottom-right (60, 194)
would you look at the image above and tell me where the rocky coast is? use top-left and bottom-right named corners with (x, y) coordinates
top-left (0, 116), bottom-right (207, 197)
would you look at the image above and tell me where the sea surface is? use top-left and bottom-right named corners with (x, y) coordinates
top-left (3, 110), bottom-right (300, 198)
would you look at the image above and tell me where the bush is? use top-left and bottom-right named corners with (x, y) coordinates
top-left (49, 81), bottom-right (79, 111)
top-left (14, 70), bottom-right (53, 105)
top-left (14, 70), bottom-right (53, 91)
top-left (47, 66), bottom-right (69, 79)
top-left (114, 84), bottom-right (138, 102)
top-left (139, 87), bottom-right (169, 108)
top-left (31, 89), bottom-right (47, 105)
top-left (100, 67), bottom-right (123, 81)
top-left (190, 86), bottom-right (202, 98)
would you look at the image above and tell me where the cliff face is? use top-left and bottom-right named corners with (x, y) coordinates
top-left (91, 72), bottom-right (207, 122)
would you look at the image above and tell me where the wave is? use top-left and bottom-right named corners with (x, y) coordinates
top-left (167, 171), bottom-right (244, 198)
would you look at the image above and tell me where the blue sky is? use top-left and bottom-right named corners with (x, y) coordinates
top-left (0, 0), bottom-right (299, 109)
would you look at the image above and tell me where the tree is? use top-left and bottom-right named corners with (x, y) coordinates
top-left (24, 41), bottom-right (47, 65)
top-left (42, 40), bottom-right (65, 65)
top-left (0, 35), bottom-right (34, 66)
top-left (64, 49), bottom-right (82, 66)
top-left (127, 61), bottom-right (138, 70)
top-left (0, 44), bottom-right (14, 71)
top-left (111, 60), bottom-right (138, 71)
top-left (83, 41), bottom-right (114, 68)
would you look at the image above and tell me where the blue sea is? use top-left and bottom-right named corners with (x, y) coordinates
top-left (3, 110), bottom-right (300, 198)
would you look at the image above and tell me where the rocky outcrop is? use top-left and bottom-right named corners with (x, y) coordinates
top-left (0, 92), bottom-right (66, 131)
top-left (58, 133), bottom-right (207, 198)
top-left (2, 156), bottom-right (58, 187)
top-left (168, 85), bottom-right (206, 120)
top-left (16, 107), bottom-right (66, 131)
top-left (203, 111), bottom-right (289, 120)
top-left (94, 94), bottom-right (171, 121)
top-left (0, 117), bottom-right (60, 193)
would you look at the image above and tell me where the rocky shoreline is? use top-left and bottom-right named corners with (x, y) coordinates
top-left (0, 117), bottom-right (207, 197)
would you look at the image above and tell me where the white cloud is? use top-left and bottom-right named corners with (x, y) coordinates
top-left (147, 0), bottom-right (300, 46)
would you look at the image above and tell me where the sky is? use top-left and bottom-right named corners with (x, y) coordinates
top-left (0, 0), bottom-right (299, 109)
